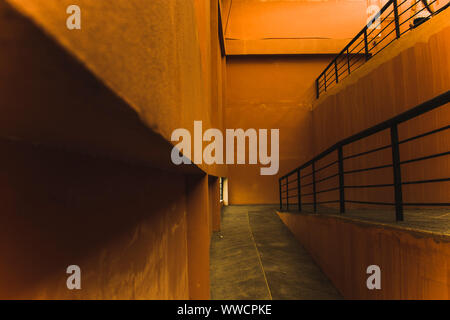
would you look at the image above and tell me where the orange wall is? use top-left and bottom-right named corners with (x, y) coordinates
top-left (0, 139), bottom-right (189, 299)
top-left (224, 0), bottom-right (367, 55)
top-left (209, 176), bottom-right (222, 232)
top-left (6, 0), bottom-right (227, 177)
top-left (225, 0), bottom-right (367, 40)
top-left (311, 11), bottom-right (450, 208)
top-left (278, 211), bottom-right (450, 299)
top-left (186, 175), bottom-right (211, 300)
top-left (225, 55), bottom-right (331, 204)
top-left (0, 1), bottom-right (224, 299)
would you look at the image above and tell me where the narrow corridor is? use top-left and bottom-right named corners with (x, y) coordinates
top-left (210, 206), bottom-right (342, 300)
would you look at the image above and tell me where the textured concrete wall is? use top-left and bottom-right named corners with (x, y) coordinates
top-left (0, 139), bottom-right (189, 299)
top-left (311, 11), bottom-right (450, 208)
top-left (278, 211), bottom-right (450, 299)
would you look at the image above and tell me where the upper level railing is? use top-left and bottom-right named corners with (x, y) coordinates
top-left (316, 0), bottom-right (449, 98)
top-left (279, 91), bottom-right (450, 221)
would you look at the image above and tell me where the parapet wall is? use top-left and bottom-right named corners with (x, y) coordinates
top-left (278, 211), bottom-right (450, 299)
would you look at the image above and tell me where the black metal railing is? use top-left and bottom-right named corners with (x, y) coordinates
top-left (279, 91), bottom-right (450, 221)
top-left (316, 0), bottom-right (449, 98)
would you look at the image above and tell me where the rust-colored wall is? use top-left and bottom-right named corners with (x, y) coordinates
top-left (224, 0), bottom-right (367, 55)
top-left (225, 55), bottom-right (331, 204)
top-left (0, 139), bottom-right (189, 299)
top-left (226, 0), bottom-right (367, 40)
top-left (6, 0), bottom-right (227, 177)
top-left (209, 176), bottom-right (222, 232)
top-left (278, 211), bottom-right (450, 299)
top-left (311, 11), bottom-right (450, 208)
top-left (0, 1), bottom-right (224, 299)
top-left (186, 175), bottom-right (211, 300)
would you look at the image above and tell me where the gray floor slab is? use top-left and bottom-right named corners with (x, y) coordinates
top-left (210, 205), bottom-right (342, 300)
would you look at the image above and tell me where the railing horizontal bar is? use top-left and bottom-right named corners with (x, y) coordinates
top-left (317, 200), bottom-right (340, 204)
top-left (344, 164), bottom-right (392, 175)
top-left (282, 195), bottom-right (299, 200)
top-left (315, 160), bottom-right (339, 173)
top-left (378, 17), bottom-right (396, 36)
top-left (399, 125), bottom-right (450, 144)
top-left (316, 187), bottom-right (340, 194)
top-left (341, 92), bottom-right (449, 148)
top-left (372, 28), bottom-right (397, 50)
top-left (281, 91), bottom-right (450, 179)
top-left (338, 68), bottom-right (349, 79)
top-left (300, 172), bottom-right (314, 179)
top-left (400, 151), bottom-right (450, 165)
top-left (344, 144), bottom-right (392, 160)
top-left (345, 183), bottom-right (394, 189)
top-left (402, 177), bottom-right (450, 185)
top-left (403, 202), bottom-right (450, 206)
top-left (398, 0), bottom-right (424, 18)
top-left (316, 173), bottom-right (339, 184)
top-left (301, 182), bottom-right (314, 188)
top-left (346, 200), bottom-right (395, 206)
top-left (301, 192), bottom-right (315, 197)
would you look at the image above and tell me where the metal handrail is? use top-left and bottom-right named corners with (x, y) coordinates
top-left (315, 0), bottom-right (448, 98)
top-left (279, 91), bottom-right (450, 221)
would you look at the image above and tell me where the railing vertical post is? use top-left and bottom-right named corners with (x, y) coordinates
top-left (286, 177), bottom-right (289, 212)
top-left (324, 73), bottom-right (327, 92)
top-left (390, 124), bottom-right (404, 221)
top-left (393, 0), bottom-right (401, 39)
top-left (312, 161), bottom-right (317, 213)
top-left (334, 60), bottom-right (339, 83)
top-left (279, 178), bottom-right (282, 210)
top-left (347, 48), bottom-right (351, 74)
top-left (297, 169), bottom-right (302, 212)
top-left (316, 78), bottom-right (320, 99)
top-left (364, 28), bottom-right (370, 61)
top-left (338, 146), bottom-right (346, 214)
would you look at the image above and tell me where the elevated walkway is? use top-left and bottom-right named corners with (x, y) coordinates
top-left (280, 205), bottom-right (449, 236)
top-left (277, 208), bottom-right (450, 299)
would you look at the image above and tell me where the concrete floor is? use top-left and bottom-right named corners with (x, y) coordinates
top-left (210, 205), bottom-right (342, 300)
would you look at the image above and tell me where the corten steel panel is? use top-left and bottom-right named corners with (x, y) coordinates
top-left (225, 56), bottom-right (331, 204)
top-left (278, 211), bottom-right (450, 299)
top-left (186, 174), bottom-right (211, 300)
top-left (0, 139), bottom-right (189, 299)
top-left (5, 0), bottom-right (227, 177)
